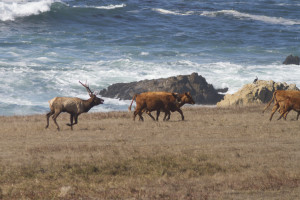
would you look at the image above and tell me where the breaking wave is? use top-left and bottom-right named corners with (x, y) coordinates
top-left (201, 10), bottom-right (300, 26)
top-left (153, 8), bottom-right (300, 26)
top-left (0, 1), bottom-right (126, 21)
top-left (0, 0), bottom-right (56, 21)
top-left (73, 3), bottom-right (126, 10)
top-left (152, 8), bottom-right (192, 16)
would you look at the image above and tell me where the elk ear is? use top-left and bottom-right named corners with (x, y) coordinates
top-left (185, 92), bottom-right (191, 96)
top-left (172, 93), bottom-right (181, 103)
top-left (172, 93), bottom-right (179, 99)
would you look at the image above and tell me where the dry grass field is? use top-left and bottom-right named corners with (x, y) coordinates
top-left (0, 105), bottom-right (300, 199)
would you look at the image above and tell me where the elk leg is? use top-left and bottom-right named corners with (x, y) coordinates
top-left (52, 110), bottom-right (61, 131)
top-left (134, 109), bottom-right (144, 121)
top-left (177, 108), bottom-right (184, 120)
top-left (162, 111), bottom-right (171, 121)
top-left (134, 110), bottom-right (142, 121)
top-left (166, 112), bottom-right (171, 121)
top-left (138, 111), bottom-right (144, 121)
top-left (283, 110), bottom-right (290, 120)
top-left (278, 108), bottom-right (291, 121)
top-left (148, 113), bottom-right (155, 121)
top-left (154, 110), bottom-right (160, 121)
top-left (145, 110), bottom-right (155, 121)
top-left (133, 111), bottom-right (137, 121)
top-left (67, 115), bottom-right (79, 130)
top-left (269, 104), bottom-right (279, 121)
top-left (163, 112), bottom-right (168, 121)
top-left (66, 114), bottom-right (74, 130)
top-left (277, 111), bottom-right (286, 120)
top-left (45, 110), bottom-right (54, 128)
top-left (74, 115), bottom-right (78, 126)
top-left (164, 110), bottom-right (171, 121)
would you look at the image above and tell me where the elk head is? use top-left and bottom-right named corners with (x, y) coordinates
top-left (79, 81), bottom-right (104, 105)
top-left (181, 92), bottom-right (195, 105)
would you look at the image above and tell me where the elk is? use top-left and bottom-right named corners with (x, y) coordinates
top-left (128, 92), bottom-right (181, 121)
top-left (158, 92), bottom-right (195, 121)
top-left (263, 90), bottom-right (300, 121)
top-left (143, 92), bottom-right (195, 121)
top-left (45, 81), bottom-right (104, 131)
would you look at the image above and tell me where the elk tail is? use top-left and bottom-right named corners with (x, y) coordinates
top-left (128, 94), bottom-right (137, 111)
top-left (263, 91), bottom-right (276, 113)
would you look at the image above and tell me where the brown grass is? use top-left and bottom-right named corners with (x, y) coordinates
top-left (0, 105), bottom-right (300, 199)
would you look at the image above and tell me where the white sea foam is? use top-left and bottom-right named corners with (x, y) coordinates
top-left (1, 59), bottom-right (300, 115)
top-left (72, 4), bottom-right (126, 10)
top-left (153, 7), bottom-right (300, 26)
top-left (95, 4), bottom-right (126, 10)
top-left (276, 3), bottom-right (300, 7)
top-left (36, 57), bottom-right (52, 62)
top-left (0, 0), bottom-right (56, 21)
top-left (140, 52), bottom-right (149, 56)
top-left (152, 8), bottom-right (192, 16)
top-left (61, 59), bottom-right (300, 95)
top-left (8, 51), bottom-right (19, 57)
top-left (201, 10), bottom-right (300, 25)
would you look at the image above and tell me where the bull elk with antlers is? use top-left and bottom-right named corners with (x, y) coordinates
top-left (45, 81), bottom-right (104, 131)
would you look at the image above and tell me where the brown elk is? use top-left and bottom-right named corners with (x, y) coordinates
top-left (159, 92), bottom-right (195, 121)
top-left (128, 92), bottom-right (181, 121)
top-left (143, 92), bottom-right (195, 121)
top-left (277, 96), bottom-right (300, 120)
top-left (263, 90), bottom-right (300, 121)
top-left (45, 81), bottom-right (104, 131)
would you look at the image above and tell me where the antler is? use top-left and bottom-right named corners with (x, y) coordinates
top-left (79, 81), bottom-right (94, 97)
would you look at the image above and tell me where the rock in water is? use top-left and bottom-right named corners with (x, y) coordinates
top-left (283, 55), bottom-right (299, 65)
top-left (100, 73), bottom-right (227, 104)
top-left (217, 80), bottom-right (298, 107)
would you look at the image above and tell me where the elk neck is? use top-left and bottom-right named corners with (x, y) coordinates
top-left (178, 94), bottom-right (186, 107)
top-left (82, 95), bottom-right (96, 112)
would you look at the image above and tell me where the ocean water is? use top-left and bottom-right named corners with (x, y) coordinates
top-left (0, 0), bottom-right (300, 116)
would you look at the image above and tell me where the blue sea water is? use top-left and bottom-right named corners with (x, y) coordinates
top-left (0, 0), bottom-right (300, 116)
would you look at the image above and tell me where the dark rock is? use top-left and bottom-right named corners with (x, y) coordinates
top-left (283, 55), bottom-right (299, 65)
top-left (99, 73), bottom-right (226, 104)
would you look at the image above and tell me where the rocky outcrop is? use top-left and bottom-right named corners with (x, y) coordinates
top-left (283, 55), bottom-right (299, 65)
top-left (217, 80), bottom-right (298, 107)
top-left (100, 73), bottom-right (227, 104)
